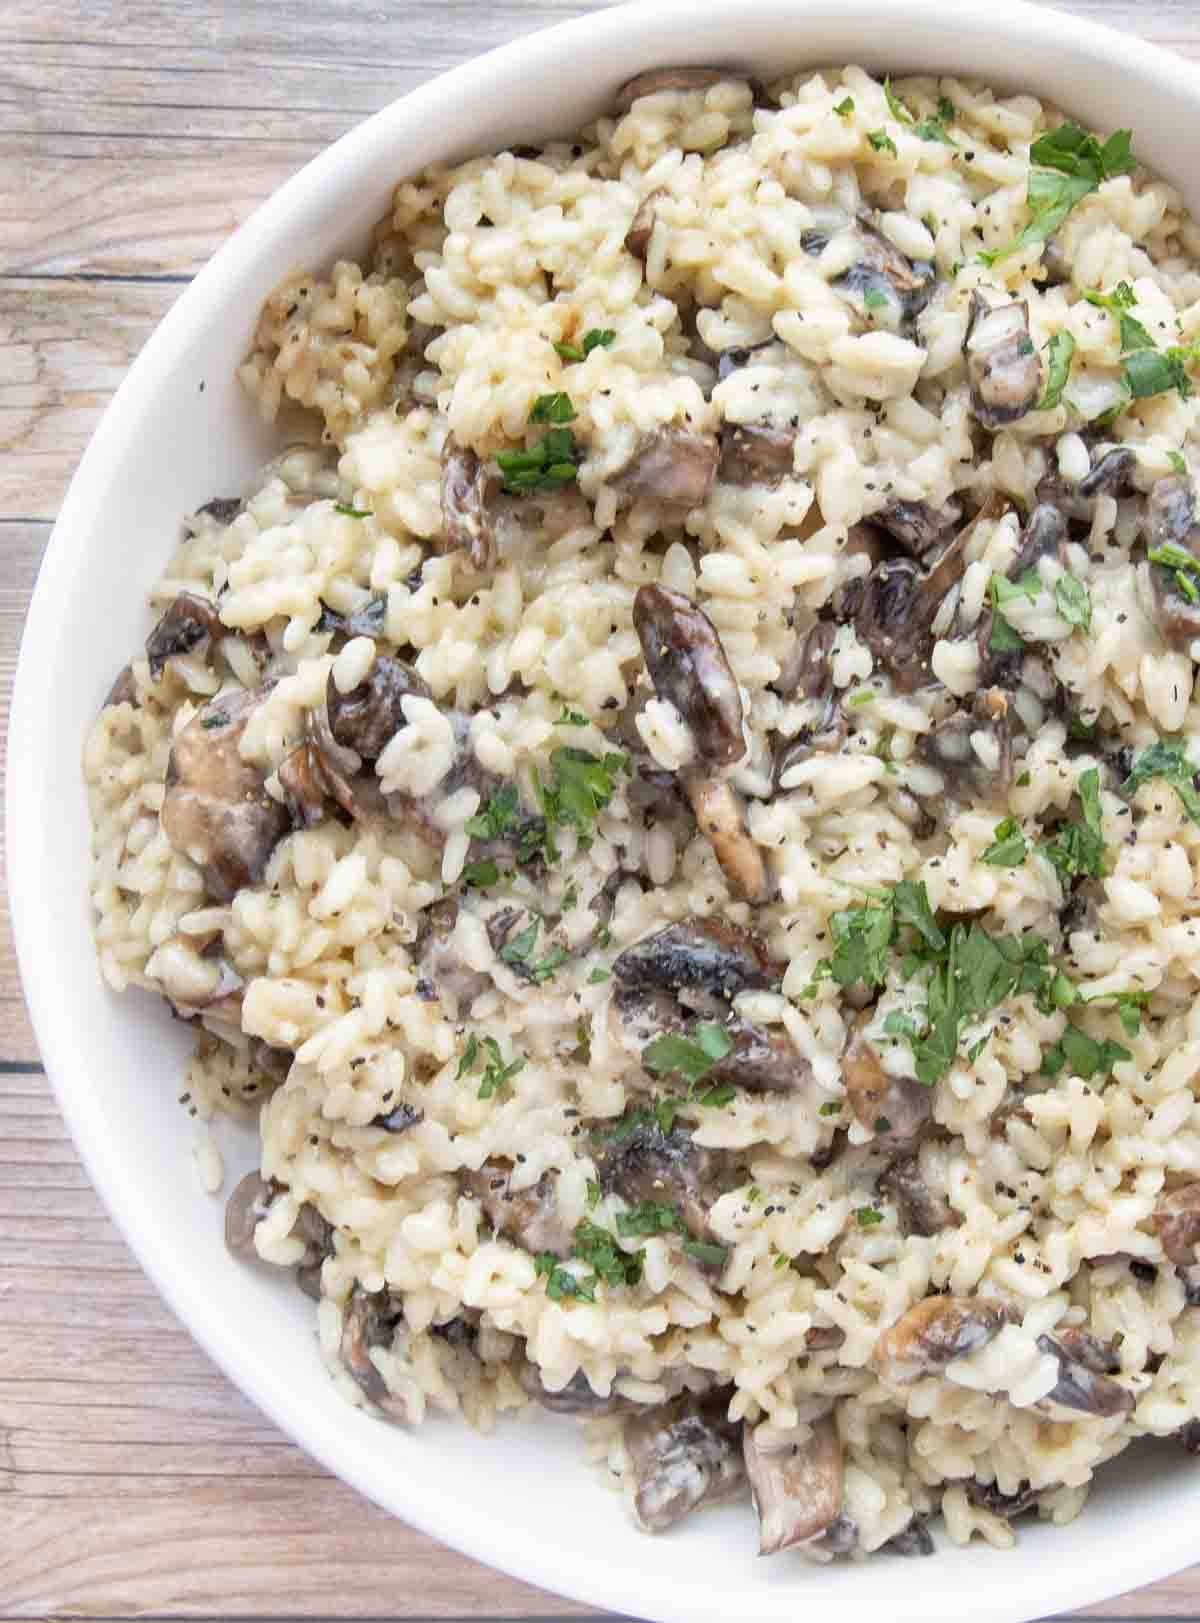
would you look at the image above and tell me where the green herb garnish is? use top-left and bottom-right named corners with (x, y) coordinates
top-left (1037, 331), bottom-right (1076, 410)
top-left (333, 502), bottom-right (371, 518)
top-left (1042, 1024), bottom-right (1131, 1082)
top-left (1168, 451), bottom-right (1188, 476)
top-left (1148, 540), bottom-right (1200, 604)
top-left (554, 328), bottom-right (617, 362)
top-left (461, 858), bottom-right (500, 888)
top-left (855, 1206), bottom-right (884, 1227)
top-left (465, 784), bottom-right (519, 841)
top-left (529, 391), bottom-right (577, 424)
top-left (882, 76), bottom-right (956, 144)
top-left (1054, 575), bottom-right (1092, 632)
top-left (867, 129), bottom-right (898, 157)
top-left (643, 1022), bottom-right (733, 1085)
top-left (979, 121), bottom-right (1135, 266)
top-left (496, 426), bottom-right (580, 494)
top-left (557, 706), bottom-right (589, 726)
top-left (982, 816), bottom-right (1028, 866)
top-left (1122, 740), bottom-right (1200, 825)
top-left (1040, 766), bottom-right (1107, 881)
top-left (833, 96), bottom-right (854, 118)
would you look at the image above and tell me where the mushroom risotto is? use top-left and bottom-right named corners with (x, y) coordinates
top-left (86, 63), bottom-right (1200, 1560)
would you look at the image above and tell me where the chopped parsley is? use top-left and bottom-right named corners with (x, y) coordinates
top-left (499, 916), bottom-right (570, 983)
top-left (534, 1219), bottom-right (645, 1302)
top-left (461, 858), bottom-right (500, 888)
top-left (1168, 451), bottom-right (1189, 476)
top-left (1084, 280), bottom-right (1156, 353)
top-left (882, 76), bottom-right (956, 144)
top-left (615, 1199), bottom-right (687, 1239)
top-left (529, 747), bottom-right (627, 861)
top-left (643, 1022), bottom-right (734, 1085)
top-left (982, 816), bottom-right (1028, 867)
top-left (465, 784), bottom-right (519, 841)
top-left (333, 501), bottom-right (371, 518)
top-left (557, 706), bottom-right (589, 726)
top-left (979, 121), bottom-right (1135, 266)
top-left (534, 1252), bottom-right (595, 1302)
top-left (496, 426), bottom-right (580, 494)
top-left (587, 966), bottom-right (611, 984)
top-left (818, 1100), bottom-right (843, 1117)
top-left (1122, 740), bottom-right (1200, 826)
top-left (1042, 1024), bottom-right (1131, 1082)
top-left (682, 1239), bottom-right (730, 1266)
top-left (820, 880), bottom-right (944, 993)
top-left (867, 129), bottom-right (897, 157)
top-left (833, 96), bottom-right (854, 118)
top-left (1036, 331), bottom-right (1076, 410)
top-left (855, 1206), bottom-right (884, 1227)
top-left (586, 1179), bottom-right (601, 1209)
top-left (863, 287), bottom-right (889, 311)
top-left (1082, 987), bottom-right (1148, 1037)
top-left (988, 567), bottom-right (1040, 650)
top-left (1083, 280), bottom-right (1200, 403)
top-left (883, 1010), bottom-right (920, 1039)
top-left (458, 1033), bottom-right (526, 1099)
top-left (936, 95), bottom-right (955, 123)
top-left (1054, 575), bottom-right (1092, 632)
top-left (553, 328), bottom-right (616, 362)
top-left (1040, 767), bottom-right (1107, 881)
top-left (1148, 539), bottom-right (1200, 604)
top-left (528, 391), bottom-right (577, 424)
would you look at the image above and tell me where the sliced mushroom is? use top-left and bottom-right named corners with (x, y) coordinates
top-left (773, 711), bottom-right (847, 790)
top-left (247, 1036), bottom-right (293, 1085)
top-left (461, 1158), bottom-right (572, 1259)
top-left (966, 1479), bottom-right (1043, 1518)
top-left (917, 687), bottom-right (1012, 798)
top-left (1146, 476), bottom-right (1200, 647)
top-left (519, 1364), bottom-right (646, 1417)
top-left (1178, 1421), bottom-right (1200, 1454)
top-left (684, 774), bottom-right (768, 903)
top-left (440, 438), bottom-right (498, 570)
top-left (888, 1516), bottom-right (936, 1556)
top-left (613, 918), bottom-right (780, 1001)
top-left (1152, 1182), bottom-right (1200, 1265)
top-left (593, 1116), bottom-right (728, 1241)
top-left (744, 1413), bottom-right (842, 1555)
top-left (626, 187), bottom-right (667, 261)
top-left (804, 216), bottom-right (936, 339)
top-left (614, 430), bottom-right (719, 513)
top-left (624, 1393), bottom-right (745, 1533)
top-left (1009, 502), bottom-right (1069, 577)
top-left (964, 294), bottom-right (1041, 430)
top-left (1037, 236), bottom-right (1071, 287)
top-left (325, 655), bottom-right (431, 761)
top-left (613, 984), bottom-right (808, 1096)
top-left (292, 1200), bottom-right (335, 1299)
top-left (844, 526), bottom-right (968, 693)
top-left (224, 1170), bottom-right (277, 1258)
top-left (1054, 1326), bottom-right (1121, 1374)
top-left (370, 1100), bottom-right (423, 1132)
top-left (634, 584), bottom-right (744, 765)
top-left (875, 1296), bottom-right (1010, 1384)
top-left (194, 494), bottom-right (243, 525)
top-left (161, 686), bottom-right (290, 903)
top-left (871, 498), bottom-right (962, 562)
top-left (613, 66), bottom-right (729, 113)
top-left (415, 896), bottom-right (491, 1009)
top-left (773, 620), bottom-right (836, 702)
top-left (879, 1154), bottom-right (960, 1237)
top-left (1035, 1332), bottom-right (1134, 1418)
top-left (820, 1511), bottom-right (860, 1554)
top-left (278, 706), bottom-right (363, 828)
top-left (103, 664), bottom-right (139, 709)
top-left (146, 592), bottom-right (224, 681)
top-left (843, 1028), bottom-right (933, 1146)
top-left (340, 1284), bottom-right (410, 1421)
top-left (718, 423), bottom-right (796, 487)
top-left (316, 595), bottom-right (387, 643)
top-left (1079, 446), bottom-right (1136, 500)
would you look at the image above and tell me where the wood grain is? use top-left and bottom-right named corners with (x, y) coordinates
top-left (4, 1), bottom-right (1200, 1617)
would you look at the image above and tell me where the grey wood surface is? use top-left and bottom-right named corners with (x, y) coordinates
top-left (3, 1), bottom-right (1200, 1615)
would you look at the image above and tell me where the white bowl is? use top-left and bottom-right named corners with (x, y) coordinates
top-left (10, 3), bottom-right (1200, 1617)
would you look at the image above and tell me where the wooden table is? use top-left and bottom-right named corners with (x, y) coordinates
top-left (4, 1), bottom-right (1200, 1614)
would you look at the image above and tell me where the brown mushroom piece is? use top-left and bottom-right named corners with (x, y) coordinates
top-left (160, 686), bottom-right (291, 903)
top-left (613, 917), bottom-right (780, 1002)
top-left (340, 1285), bottom-right (410, 1421)
top-left (843, 1028), bottom-right (933, 1146)
top-left (247, 1036), bottom-right (294, 1085)
top-left (415, 896), bottom-right (492, 1009)
top-left (519, 1364), bottom-right (647, 1418)
top-left (844, 525), bottom-right (968, 693)
top-left (278, 707), bottom-right (364, 828)
top-left (1035, 1332), bottom-right (1134, 1418)
top-left (773, 619), bottom-right (836, 702)
top-left (326, 655), bottom-right (431, 761)
top-left (103, 665), bottom-right (139, 709)
top-left (718, 423), bottom-right (797, 487)
top-left (626, 187), bottom-right (667, 261)
top-left (684, 774), bottom-right (768, 904)
top-left (370, 1100), bottom-right (423, 1133)
top-left (871, 498), bottom-right (963, 561)
top-left (917, 687), bottom-right (1012, 798)
top-left (879, 1154), bottom-right (961, 1237)
top-left (461, 1158), bottom-right (573, 1259)
top-left (874, 1296), bottom-right (1010, 1384)
top-left (1009, 502), bottom-right (1069, 577)
top-left (224, 1172), bottom-right (332, 1299)
top-left (195, 495), bottom-right (243, 525)
top-left (977, 499), bottom-right (1058, 685)
top-left (966, 1480), bottom-right (1043, 1518)
top-left (593, 1116), bottom-right (729, 1241)
top-left (1178, 1421), bottom-right (1200, 1454)
top-left (888, 1516), bottom-right (936, 1556)
top-left (1152, 1182), bottom-right (1200, 1265)
top-left (744, 1413), bottom-right (843, 1555)
top-left (145, 592), bottom-right (225, 681)
top-left (613, 983), bottom-right (811, 1096)
top-left (316, 594), bottom-right (387, 644)
top-left (634, 582), bottom-right (744, 772)
top-left (623, 1392), bottom-right (745, 1534)
top-left (803, 218), bottom-right (936, 339)
top-left (440, 438), bottom-right (497, 570)
top-left (774, 712), bottom-right (847, 790)
top-left (1146, 476), bottom-right (1200, 647)
top-left (614, 428), bottom-right (720, 512)
top-left (1079, 446), bottom-right (1137, 500)
top-left (613, 66), bottom-right (729, 113)
top-left (964, 294), bottom-right (1042, 429)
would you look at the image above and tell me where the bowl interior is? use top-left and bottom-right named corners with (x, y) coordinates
top-left (11, 4), bottom-right (1200, 1620)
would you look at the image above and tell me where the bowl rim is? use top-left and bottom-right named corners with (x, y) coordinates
top-left (11, 2), bottom-right (1200, 1618)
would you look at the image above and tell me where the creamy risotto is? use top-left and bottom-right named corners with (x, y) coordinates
top-left (85, 63), bottom-right (1200, 1561)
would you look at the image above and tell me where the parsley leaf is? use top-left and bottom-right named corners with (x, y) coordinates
top-left (833, 96), bottom-right (854, 118)
top-left (333, 501), bottom-right (371, 518)
top-left (892, 880), bottom-right (946, 950)
top-left (476, 1035), bottom-right (526, 1099)
top-left (587, 965), bottom-right (610, 984)
top-left (557, 706), bottom-right (589, 726)
top-left (988, 568), bottom-right (1039, 650)
top-left (554, 328), bottom-right (616, 362)
top-left (1123, 345), bottom-right (1194, 402)
top-left (818, 1100), bottom-right (843, 1117)
top-left (496, 426), bottom-right (580, 494)
top-left (615, 1199), bottom-right (687, 1239)
top-left (883, 77), bottom-right (911, 123)
top-left (537, 747), bottom-right (625, 842)
top-left (1041, 763), bottom-right (1107, 880)
top-left (1042, 1024), bottom-right (1131, 1082)
top-left (461, 858), bottom-right (500, 888)
top-left (979, 120), bottom-right (1135, 265)
top-left (572, 1218), bottom-right (644, 1291)
top-left (1123, 740), bottom-right (1200, 826)
top-left (1054, 575), bottom-right (1092, 632)
top-left (455, 1034), bottom-right (479, 1080)
top-left (826, 901), bottom-right (895, 990)
top-left (586, 1179), bottom-right (601, 1209)
top-left (982, 816), bottom-right (1028, 866)
top-left (882, 77), bottom-right (955, 145)
top-left (855, 1206), bottom-right (884, 1227)
top-left (1084, 281), bottom-right (1156, 354)
top-left (465, 784), bottom-right (519, 841)
top-left (643, 1021), bottom-right (733, 1085)
top-left (534, 1252), bottom-right (596, 1302)
top-left (499, 916), bottom-right (570, 983)
top-left (863, 286), bottom-right (889, 311)
top-left (867, 129), bottom-right (898, 157)
top-left (682, 1239), bottom-right (729, 1266)
top-left (1037, 331), bottom-right (1076, 410)
top-left (1168, 451), bottom-right (1188, 476)
top-left (1149, 540), bottom-right (1200, 604)
top-left (529, 391), bottom-right (577, 424)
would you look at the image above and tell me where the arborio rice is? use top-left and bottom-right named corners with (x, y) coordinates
top-left (85, 62), bottom-right (1200, 1562)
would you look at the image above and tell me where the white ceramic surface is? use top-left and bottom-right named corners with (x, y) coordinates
top-left (10, 4), bottom-right (1200, 1618)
